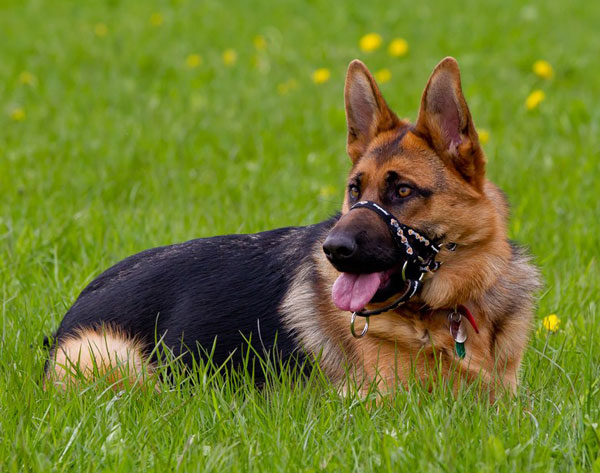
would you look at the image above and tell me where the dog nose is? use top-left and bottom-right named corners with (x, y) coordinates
top-left (323, 233), bottom-right (357, 262)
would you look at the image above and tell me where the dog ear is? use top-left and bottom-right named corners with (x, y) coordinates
top-left (414, 57), bottom-right (485, 190)
top-left (344, 60), bottom-right (400, 162)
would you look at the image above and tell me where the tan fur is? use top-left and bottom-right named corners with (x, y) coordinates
top-left (46, 328), bottom-right (153, 390)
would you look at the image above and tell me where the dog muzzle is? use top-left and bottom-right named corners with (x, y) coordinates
top-left (346, 200), bottom-right (456, 338)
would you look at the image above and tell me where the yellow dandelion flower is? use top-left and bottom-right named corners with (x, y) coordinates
top-left (478, 128), bottom-right (490, 144)
top-left (185, 54), bottom-right (202, 69)
top-left (526, 89), bottom-right (545, 110)
top-left (359, 33), bottom-right (383, 52)
top-left (10, 107), bottom-right (26, 121)
top-left (388, 38), bottom-right (409, 57)
top-left (253, 35), bottom-right (267, 51)
top-left (312, 68), bottom-right (331, 84)
top-left (532, 60), bottom-right (554, 79)
top-left (19, 71), bottom-right (37, 86)
top-left (222, 49), bottom-right (237, 66)
top-left (94, 23), bottom-right (108, 37)
top-left (542, 314), bottom-right (560, 332)
top-left (375, 68), bottom-right (392, 83)
top-left (149, 12), bottom-right (164, 27)
top-left (277, 79), bottom-right (299, 95)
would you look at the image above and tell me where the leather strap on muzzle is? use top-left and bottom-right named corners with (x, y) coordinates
top-left (350, 200), bottom-right (451, 274)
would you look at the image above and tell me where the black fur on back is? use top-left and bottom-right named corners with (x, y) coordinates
top-left (51, 217), bottom-right (338, 382)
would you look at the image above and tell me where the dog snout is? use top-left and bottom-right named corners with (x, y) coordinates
top-left (323, 233), bottom-right (357, 264)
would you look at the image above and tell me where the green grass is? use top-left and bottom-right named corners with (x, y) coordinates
top-left (1, 0), bottom-right (600, 471)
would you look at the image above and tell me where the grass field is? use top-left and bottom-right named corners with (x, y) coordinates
top-left (1, 0), bottom-right (600, 471)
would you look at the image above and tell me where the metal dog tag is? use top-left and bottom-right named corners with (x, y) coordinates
top-left (448, 310), bottom-right (467, 358)
top-left (448, 311), bottom-right (467, 343)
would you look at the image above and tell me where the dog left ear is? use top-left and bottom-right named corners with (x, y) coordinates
top-left (345, 60), bottom-right (400, 163)
top-left (414, 57), bottom-right (485, 190)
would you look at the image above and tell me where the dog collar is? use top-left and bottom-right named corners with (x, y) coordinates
top-left (347, 200), bottom-right (456, 339)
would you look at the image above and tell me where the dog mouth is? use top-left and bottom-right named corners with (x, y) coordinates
top-left (331, 263), bottom-right (408, 312)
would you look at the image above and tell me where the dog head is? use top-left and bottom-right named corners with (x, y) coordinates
top-left (324, 57), bottom-right (507, 312)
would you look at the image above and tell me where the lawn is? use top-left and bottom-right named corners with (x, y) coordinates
top-left (1, 0), bottom-right (599, 471)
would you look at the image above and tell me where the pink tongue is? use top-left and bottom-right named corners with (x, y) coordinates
top-left (332, 272), bottom-right (384, 312)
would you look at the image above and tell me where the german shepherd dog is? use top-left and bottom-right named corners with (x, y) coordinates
top-left (45, 57), bottom-right (539, 395)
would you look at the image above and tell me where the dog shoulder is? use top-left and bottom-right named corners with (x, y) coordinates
top-left (482, 240), bottom-right (541, 361)
top-left (278, 215), bottom-right (351, 380)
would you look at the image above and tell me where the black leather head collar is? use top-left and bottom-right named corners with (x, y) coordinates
top-left (347, 201), bottom-right (455, 329)
top-left (350, 200), bottom-right (452, 273)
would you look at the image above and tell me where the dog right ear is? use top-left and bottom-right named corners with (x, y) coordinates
top-left (344, 60), bottom-right (400, 163)
top-left (414, 57), bottom-right (485, 190)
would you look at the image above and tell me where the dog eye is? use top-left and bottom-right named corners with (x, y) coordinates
top-left (348, 185), bottom-right (360, 200)
top-left (398, 186), bottom-right (412, 198)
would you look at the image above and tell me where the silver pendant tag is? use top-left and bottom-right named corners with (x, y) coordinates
top-left (448, 311), bottom-right (467, 343)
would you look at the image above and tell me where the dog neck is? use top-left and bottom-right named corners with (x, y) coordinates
top-left (419, 224), bottom-right (512, 310)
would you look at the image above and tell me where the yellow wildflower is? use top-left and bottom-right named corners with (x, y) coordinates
top-left (253, 35), bottom-right (267, 50)
top-left (526, 89), bottom-right (545, 110)
top-left (542, 314), bottom-right (560, 332)
top-left (222, 49), bottom-right (237, 66)
top-left (359, 33), bottom-right (382, 52)
top-left (94, 23), bottom-right (108, 37)
top-left (388, 38), bottom-right (409, 57)
top-left (277, 79), bottom-right (298, 95)
top-left (312, 68), bottom-right (331, 84)
top-left (478, 128), bottom-right (490, 144)
top-left (10, 107), bottom-right (26, 121)
top-left (532, 60), bottom-right (554, 79)
top-left (185, 54), bottom-right (202, 69)
top-left (19, 71), bottom-right (37, 86)
top-left (374, 68), bottom-right (391, 83)
top-left (149, 12), bottom-right (164, 27)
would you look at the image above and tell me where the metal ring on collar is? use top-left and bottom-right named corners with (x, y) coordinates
top-left (350, 312), bottom-right (369, 339)
top-left (400, 260), bottom-right (426, 283)
top-left (401, 260), bottom-right (408, 282)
